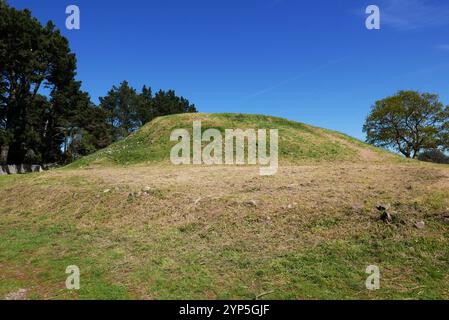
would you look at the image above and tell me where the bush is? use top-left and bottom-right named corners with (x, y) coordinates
top-left (418, 149), bottom-right (449, 164)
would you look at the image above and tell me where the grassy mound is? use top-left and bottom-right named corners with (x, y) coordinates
top-left (68, 113), bottom-right (394, 168)
top-left (5, 114), bottom-right (446, 300)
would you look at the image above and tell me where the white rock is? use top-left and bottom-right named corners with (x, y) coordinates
top-left (415, 221), bottom-right (425, 229)
top-left (244, 200), bottom-right (257, 207)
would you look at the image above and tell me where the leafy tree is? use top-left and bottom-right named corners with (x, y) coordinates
top-left (99, 81), bottom-right (140, 141)
top-left (440, 107), bottom-right (449, 150)
top-left (152, 89), bottom-right (197, 118)
top-left (1, 2), bottom-right (198, 164)
top-left (0, 2), bottom-right (76, 163)
top-left (100, 83), bottom-right (197, 142)
top-left (418, 149), bottom-right (449, 164)
top-left (50, 81), bottom-right (112, 163)
top-left (1, 2), bottom-right (112, 164)
top-left (136, 85), bottom-right (154, 126)
top-left (363, 91), bottom-right (449, 158)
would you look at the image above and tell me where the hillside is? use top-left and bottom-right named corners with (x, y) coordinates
top-left (1, 114), bottom-right (448, 300)
top-left (68, 113), bottom-right (396, 168)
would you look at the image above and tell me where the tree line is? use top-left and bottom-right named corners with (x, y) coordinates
top-left (0, 1), bottom-right (196, 165)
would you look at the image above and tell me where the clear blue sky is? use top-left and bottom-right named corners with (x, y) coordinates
top-left (9, 0), bottom-right (449, 139)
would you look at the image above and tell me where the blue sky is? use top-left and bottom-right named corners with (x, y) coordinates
top-left (9, 0), bottom-right (449, 139)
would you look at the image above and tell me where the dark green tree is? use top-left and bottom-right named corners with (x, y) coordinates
top-left (1, 2), bottom-right (111, 164)
top-left (50, 81), bottom-right (112, 163)
top-left (100, 83), bottom-right (197, 142)
top-left (363, 91), bottom-right (448, 158)
top-left (99, 81), bottom-right (140, 141)
top-left (0, 2), bottom-right (77, 163)
top-left (440, 106), bottom-right (449, 150)
top-left (115, 81), bottom-right (140, 135)
top-left (418, 149), bottom-right (449, 164)
top-left (152, 89), bottom-right (197, 117)
top-left (136, 85), bottom-right (154, 126)
top-left (2, 1), bottom-right (198, 164)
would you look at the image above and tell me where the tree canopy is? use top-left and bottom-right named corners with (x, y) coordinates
top-left (363, 91), bottom-right (449, 158)
top-left (1, 2), bottom-right (197, 165)
top-left (0, 2), bottom-right (96, 164)
top-left (99, 81), bottom-right (197, 142)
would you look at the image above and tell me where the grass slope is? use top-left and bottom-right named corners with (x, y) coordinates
top-left (1, 114), bottom-right (448, 300)
top-left (68, 113), bottom-right (395, 168)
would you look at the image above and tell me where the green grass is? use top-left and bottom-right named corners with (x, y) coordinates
top-left (1, 113), bottom-right (447, 300)
top-left (1, 169), bottom-right (448, 299)
top-left (0, 212), bottom-right (132, 299)
top-left (67, 113), bottom-right (379, 168)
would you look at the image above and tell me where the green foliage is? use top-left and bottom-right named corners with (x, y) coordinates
top-left (0, 3), bottom-right (121, 165)
top-left (99, 81), bottom-right (140, 141)
top-left (99, 81), bottom-right (197, 143)
top-left (418, 149), bottom-right (449, 164)
top-left (440, 105), bottom-right (449, 150)
top-left (0, 2), bottom-right (105, 164)
top-left (363, 91), bottom-right (448, 158)
top-left (152, 89), bottom-right (197, 118)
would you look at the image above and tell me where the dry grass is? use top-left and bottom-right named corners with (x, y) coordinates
top-left (1, 160), bottom-right (448, 299)
top-left (1, 113), bottom-right (448, 299)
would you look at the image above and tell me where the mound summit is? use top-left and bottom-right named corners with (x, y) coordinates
top-left (70, 113), bottom-right (394, 168)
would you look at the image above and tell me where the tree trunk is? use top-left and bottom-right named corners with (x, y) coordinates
top-left (0, 144), bottom-right (9, 165)
top-left (400, 150), bottom-right (411, 158)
